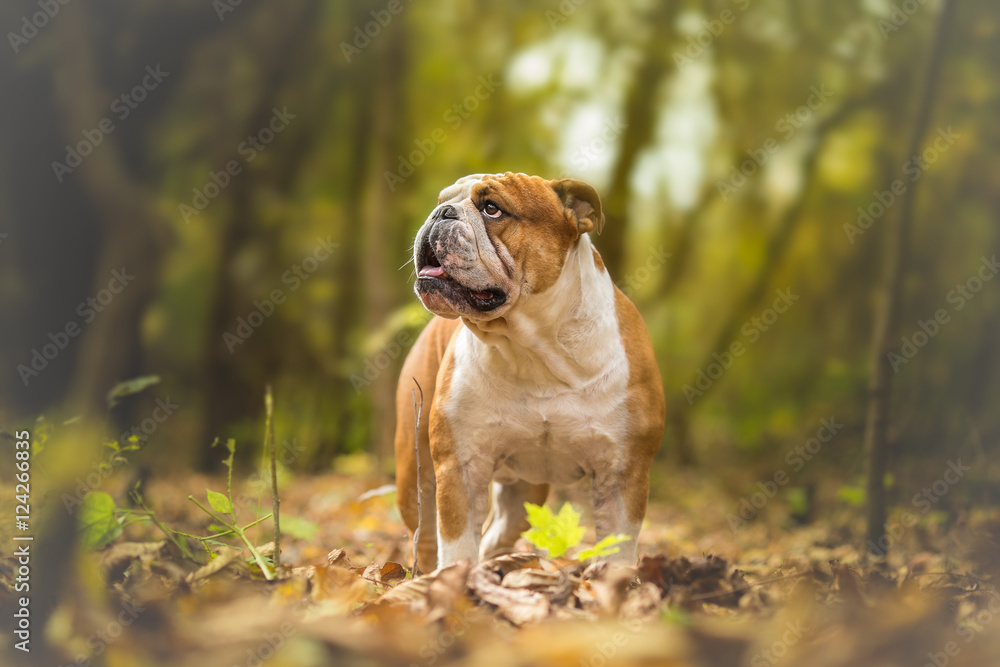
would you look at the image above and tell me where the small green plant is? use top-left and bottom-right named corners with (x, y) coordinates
top-left (79, 437), bottom-right (278, 579)
top-left (521, 502), bottom-right (630, 561)
top-left (71, 382), bottom-right (288, 581)
top-left (184, 438), bottom-right (276, 580)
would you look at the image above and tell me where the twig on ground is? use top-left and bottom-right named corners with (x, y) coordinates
top-left (266, 384), bottom-right (281, 570)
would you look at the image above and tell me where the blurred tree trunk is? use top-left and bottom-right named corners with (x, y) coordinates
top-left (600, 2), bottom-right (678, 279)
top-left (363, 20), bottom-right (409, 472)
top-left (864, 0), bottom-right (954, 556)
top-left (307, 18), bottom-right (379, 469)
top-left (665, 84), bottom-right (887, 464)
top-left (198, 2), bottom-right (322, 468)
top-left (52, 9), bottom-right (169, 415)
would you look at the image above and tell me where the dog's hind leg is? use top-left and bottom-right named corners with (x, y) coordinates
top-left (480, 480), bottom-right (549, 560)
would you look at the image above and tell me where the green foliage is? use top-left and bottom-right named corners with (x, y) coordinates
top-left (576, 534), bottom-right (631, 562)
top-left (661, 606), bottom-right (694, 627)
top-left (213, 437), bottom-right (236, 493)
top-left (785, 487), bottom-right (810, 517)
top-left (105, 435), bottom-right (141, 466)
top-left (521, 502), bottom-right (631, 562)
top-left (32, 415), bottom-right (52, 457)
top-left (206, 489), bottom-right (234, 515)
top-left (522, 502), bottom-right (586, 558)
top-left (78, 492), bottom-right (122, 549)
top-left (281, 515), bottom-right (320, 541)
top-left (186, 439), bottom-right (276, 579)
top-left (106, 375), bottom-right (161, 409)
top-left (838, 485), bottom-right (866, 508)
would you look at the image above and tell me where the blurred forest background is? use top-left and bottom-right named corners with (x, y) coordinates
top-left (1, 0), bottom-right (998, 526)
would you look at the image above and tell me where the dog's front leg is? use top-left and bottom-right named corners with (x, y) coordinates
top-left (434, 455), bottom-right (491, 567)
top-left (591, 469), bottom-right (644, 565)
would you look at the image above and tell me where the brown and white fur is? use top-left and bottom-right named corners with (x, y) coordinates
top-left (394, 172), bottom-right (664, 572)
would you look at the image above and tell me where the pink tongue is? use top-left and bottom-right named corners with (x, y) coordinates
top-left (471, 290), bottom-right (492, 299)
top-left (419, 266), bottom-right (445, 277)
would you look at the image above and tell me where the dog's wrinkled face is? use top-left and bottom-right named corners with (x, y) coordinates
top-left (413, 172), bottom-right (604, 321)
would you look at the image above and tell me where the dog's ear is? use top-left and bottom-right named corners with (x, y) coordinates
top-left (550, 179), bottom-right (605, 235)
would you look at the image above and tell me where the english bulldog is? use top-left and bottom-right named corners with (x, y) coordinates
top-left (394, 172), bottom-right (665, 572)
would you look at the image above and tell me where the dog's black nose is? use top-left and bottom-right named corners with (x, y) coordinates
top-left (436, 204), bottom-right (459, 221)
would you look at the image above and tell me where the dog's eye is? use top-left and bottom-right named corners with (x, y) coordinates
top-left (482, 202), bottom-right (503, 219)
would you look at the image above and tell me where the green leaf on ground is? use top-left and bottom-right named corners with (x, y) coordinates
top-left (78, 492), bottom-right (122, 549)
top-left (576, 534), bottom-right (631, 562)
top-left (521, 502), bottom-right (586, 558)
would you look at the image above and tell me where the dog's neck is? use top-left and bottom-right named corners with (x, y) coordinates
top-left (460, 235), bottom-right (626, 393)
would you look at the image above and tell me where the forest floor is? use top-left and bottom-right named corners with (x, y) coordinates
top-left (4, 462), bottom-right (1000, 667)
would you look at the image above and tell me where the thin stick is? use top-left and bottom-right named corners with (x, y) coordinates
top-left (411, 378), bottom-right (424, 577)
top-left (266, 384), bottom-right (281, 570)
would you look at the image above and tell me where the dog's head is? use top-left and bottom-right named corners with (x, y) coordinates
top-left (412, 172), bottom-right (604, 321)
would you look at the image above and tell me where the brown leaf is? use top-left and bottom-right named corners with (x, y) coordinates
top-left (102, 540), bottom-right (166, 572)
top-left (184, 546), bottom-right (240, 584)
top-left (831, 561), bottom-right (865, 605)
top-left (370, 561), bottom-right (471, 617)
top-left (427, 560), bottom-right (472, 622)
top-left (638, 554), bottom-right (745, 608)
top-left (469, 558), bottom-right (550, 626)
top-left (379, 561), bottom-right (407, 583)
top-left (310, 565), bottom-right (370, 609)
top-left (501, 568), bottom-right (574, 604)
top-left (621, 582), bottom-right (662, 624)
top-left (362, 561), bottom-right (381, 581)
top-left (327, 548), bottom-right (358, 569)
top-left (588, 566), bottom-right (635, 616)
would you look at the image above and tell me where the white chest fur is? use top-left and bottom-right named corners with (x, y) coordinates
top-left (441, 236), bottom-right (631, 487)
